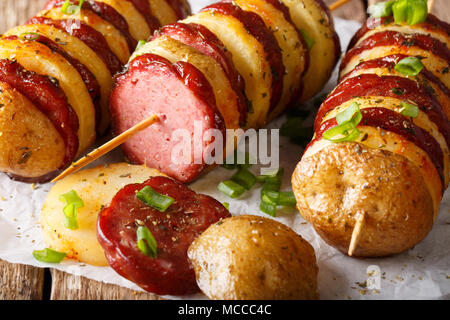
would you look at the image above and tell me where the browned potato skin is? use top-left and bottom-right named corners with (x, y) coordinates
top-left (292, 143), bottom-right (435, 257)
top-left (188, 215), bottom-right (319, 300)
top-left (0, 81), bottom-right (65, 178)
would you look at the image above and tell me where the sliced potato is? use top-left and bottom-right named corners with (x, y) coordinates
top-left (41, 163), bottom-right (165, 266)
top-left (304, 127), bottom-right (443, 219)
top-left (0, 81), bottom-right (65, 178)
top-left (233, 0), bottom-right (307, 121)
top-left (188, 215), bottom-right (319, 300)
top-left (148, 0), bottom-right (178, 26)
top-left (340, 46), bottom-right (450, 92)
top-left (131, 35), bottom-right (241, 130)
top-left (5, 24), bottom-right (112, 135)
top-left (94, 0), bottom-right (151, 41)
top-left (0, 39), bottom-right (96, 156)
top-left (280, 0), bottom-right (338, 102)
top-left (183, 11), bottom-right (272, 129)
top-left (37, 8), bottom-right (130, 64)
top-left (320, 96), bottom-right (449, 186)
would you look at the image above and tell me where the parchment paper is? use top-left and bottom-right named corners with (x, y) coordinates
top-left (0, 1), bottom-right (449, 300)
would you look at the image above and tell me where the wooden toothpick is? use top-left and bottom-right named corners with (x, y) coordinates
top-left (348, 211), bottom-right (366, 257)
top-left (329, 0), bottom-right (353, 11)
top-left (51, 115), bottom-right (159, 182)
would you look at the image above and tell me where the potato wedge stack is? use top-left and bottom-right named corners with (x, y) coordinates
top-left (292, 9), bottom-right (450, 257)
top-left (110, 0), bottom-right (340, 183)
top-left (0, 0), bottom-right (190, 182)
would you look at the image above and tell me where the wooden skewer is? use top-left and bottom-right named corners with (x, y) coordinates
top-left (329, 0), bottom-right (353, 11)
top-left (51, 115), bottom-right (159, 182)
top-left (428, 0), bottom-right (435, 12)
top-left (49, 0), bottom-right (357, 183)
top-left (348, 211), bottom-right (366, 257)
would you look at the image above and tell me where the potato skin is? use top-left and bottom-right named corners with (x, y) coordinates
top-left (188, 215), bottom-right (318, 300)
top-left (292, 143), bottom-right (435, 257)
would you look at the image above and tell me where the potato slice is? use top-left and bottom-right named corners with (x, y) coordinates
top-left (232, 0), bottom-right (307, 121)
top-left (94, 0), bottom-right (151, 41)
top-left (148, 0), bottom-right (178, 26)
top-left (304, 127), bottom-right (443, 219)
top-left (41, 163), bottom-right (165, 266)
top-left (131, 35), bottom-right (241, 130)
top-left (340, 46), bottom-right (450, 91)
top-left (37, 8), bottom-right (130, 64)
top-left (5, 24), bottom-right (112, 135)
top-left (0, 81), bottom-right (65, 178)
top-left (183, 11), bottom-right (272, 129)
top-left (320, 96), bottom-right (450, 186)
top-left (0, 39), bottom-right (96, 156)
top-left (280, 0), bottom-right (338, 102)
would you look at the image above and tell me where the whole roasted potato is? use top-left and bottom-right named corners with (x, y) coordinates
top-left (292, 143), bottom-right (435, 257)
top-left (188, 215), bottom-right (319, 300)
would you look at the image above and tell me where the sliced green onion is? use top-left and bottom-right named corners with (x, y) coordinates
top-left (278, 191), bottom-right (297, 207)
top-left (262, 175), bottom-right (282, 194)
top-left (136, 40), bottom-right (146, 51)
top-left (369, 0), bottom-right (395, 18)
top-left (261, 190), bottom-right (280, 206)
top-left (136, 226), bottom-right (157, 258)
top-left (136, 186), bottom-right (174, 212)
top-left (61, 0), bottom-right (84, 15)
top-left (394, 56), bottom-right (424, 76)
top-left (336, 102), bottom-right (362, 125)
top-left (393, 0), bottom-right (409, 23)
top-left (400, 102), bottom-right (419, 118)
top-left (33, 248), bottom-right (66, 263)
top-left (300, 29), bottom-right (315, 50)
top-left (260, 201), bottom-right (277, 217)
top-left (59, 190), bottom-right (84, 230)
top-left (231, 168), bottom-right (256, 190)
top-left (218, 180), bottom-right (245, 198)
top-left (19, 32), bottom-right (39, 41)
top-left (222, 202), bottom-right (230, 210)
top-left (257, 168), bottom-right (284, 183)
top-left (323, 122), bottom-right (361, 143)
top-left (406, 0), bottom-right (428, 25)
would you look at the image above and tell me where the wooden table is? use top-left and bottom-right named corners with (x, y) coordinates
top-left (0, 0), bottom-right (449, 300)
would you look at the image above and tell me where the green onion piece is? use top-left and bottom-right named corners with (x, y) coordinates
top-left (59, 190), bottom-right (84, 230)
top-left (261, 190), bottom-right (280, 206)
top-left (300, 29), bottom-right (315, 50)
top-left (323, 122), bottom-right (361, 143)
top-left (278, 191), bottom-right (297, 207)
top-left (231, 168), bottom-right (256, 190)
top-left (136, 40), bottom-right (146, 51)
top-left (33, 248), bottom-right (66, 263)
top-left (61, 0), bottom-right (84, 15)
top-left (136, 226), bottom-right (157, 258)
top-left (400, 102), bottom-right (419, 118)
top-left (19, 32), bottom-right (39, 41)
top-left (336, 102), bottom-right (361, 125)
top-left (262, 175), bottom-right (282, 194)
top-left (222, 202), bottom-right (230, 210)
top-left (406, 0), bottom-right (428, 25)
top-left (218, 180), bottom-right (245, 198)
top-left (394, 56), bottom-right (424, 76)
top-left (136, 186), bottom-right (174, 212)
top-left (392, 0), bottom-right (408, 23)
top-left (369, 0), bottom-right (395, 17)
top-left (260, 201), bottom-right (277, 217)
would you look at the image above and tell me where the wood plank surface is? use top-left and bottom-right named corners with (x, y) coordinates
top-left (0, 0), bottom-right (448, 301)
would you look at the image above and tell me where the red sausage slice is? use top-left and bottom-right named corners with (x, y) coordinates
top-left (43, 0), bottom-right (137, 52)
top-left (310, 107), bottom-right (445, 186)
top-left (110, 53), bottom-right (225, 183)
top-left (0, 59), bottom-right (79, 181)
top-left (3, 35), bottom-right (101, 130)
top-left (202, 1), bottom-right (285, 113)
top-left (315, 73), bottom-right (450, 146)
top-left (127, 0), bottom-right (160, 32)
top-left (27, 16), bottom-right (123, 75)
top-left (97, 176), bottom-right (231, 295)
top-left (153, 22), bottom-right (248, 126)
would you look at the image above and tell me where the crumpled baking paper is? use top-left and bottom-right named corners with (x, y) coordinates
top-left (0, 1), bottom-right (449, 300)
